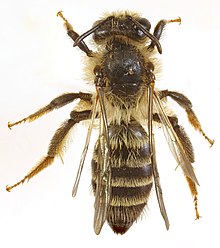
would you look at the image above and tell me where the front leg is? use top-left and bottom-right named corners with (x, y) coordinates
top-left (57, 11), bottom-right (93, 57)
top-left (148, 17), bottom-right (181, 51)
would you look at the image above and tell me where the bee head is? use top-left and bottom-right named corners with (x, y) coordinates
top-left (92, 14), bottom-right (152, 42)
top-left (73, 13), bottom-right (162, 54)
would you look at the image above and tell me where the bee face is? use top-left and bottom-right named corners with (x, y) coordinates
top-left (93, 14), bottom-right (151, 43)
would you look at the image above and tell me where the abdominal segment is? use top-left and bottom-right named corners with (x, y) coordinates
top-left (92, 120), bottom-right (152, 234)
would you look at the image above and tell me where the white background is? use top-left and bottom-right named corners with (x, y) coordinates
top-left (1, 0), bottom-right (220, 247)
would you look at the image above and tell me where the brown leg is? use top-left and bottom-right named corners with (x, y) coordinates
top-left (159, 90), bottom-right (214, 146)
top-left (8, 92), bottom-right (92, 129)
top-left (153, 113), bottom-right (199, 219)
top-left (148, 17), bottom-right (181, 51)
top-left (153, 114), bottom-right (195, 163)
top-left (6, 110), bottom-right (91, 192)
top-left (57, 11), bottom-right (93, 57)
top-left (169, 116), bottom-right (200, 219)
top-left (185, 176), bottom-right (200, 219)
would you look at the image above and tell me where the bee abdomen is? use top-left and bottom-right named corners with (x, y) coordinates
top-left (108, 165), bottom-right (152, 234)
top-left (108, 186), bottom-right (152, 234)
top-left (92, 121), bottom-right (152, 234)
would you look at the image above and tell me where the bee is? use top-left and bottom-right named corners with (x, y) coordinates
top-left (6, 11), bottom-right (214, 235)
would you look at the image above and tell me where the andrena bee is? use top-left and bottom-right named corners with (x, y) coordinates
top-left (6, 11), bottom-right (214, 235)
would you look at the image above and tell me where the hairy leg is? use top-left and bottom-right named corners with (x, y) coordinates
top-left (6, 110), bottom-right (91, 191)
top-left (159, 90), bottom-right (214, 146)
top-left (8, 92), bottom-right (92, 129)
top-left (153, 113), bottom-right (199, 219)
top-left (57, 11), bottom-right (93, 57)
top-left (148, 17), bottom-right (181, 51)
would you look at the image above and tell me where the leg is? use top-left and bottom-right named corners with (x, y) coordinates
top-left (159, 90), bottom-right (214, 146)
top-left (6, 110), bottom-right (91, 192)
top-left (8, 92), bottom-right (92, 129)
top-left (168, 116), bottom-right (195, 163)
top-left (57, 11), bottom-right (93, 57)
top-left (168, 116), bottom-right (200, 219)
top-left (185, 176), bottom-right (200, 219)
top-left (148, 17), bottom-right (181, 51)
top-left (153, 114), bottom-right (194, 163)
top-left (153, 113), bottom-right (199, 219)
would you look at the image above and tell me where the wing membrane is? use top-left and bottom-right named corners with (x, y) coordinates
top-left (151, 134), bottom-right (170, 229)
top-left (72, 96), bottom-right (98, 197)
top-left (93, 87), bottom-right (111, 235)
top-left (148, 85), bottom-right (170, 229)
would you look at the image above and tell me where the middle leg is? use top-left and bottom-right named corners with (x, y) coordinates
top-left (158, 90), bottom-right (214, 146)
top-left (8, 92), bottom-right (92, 129)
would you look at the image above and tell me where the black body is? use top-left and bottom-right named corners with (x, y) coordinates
top-left (6, 12), bottom-right (213, 236)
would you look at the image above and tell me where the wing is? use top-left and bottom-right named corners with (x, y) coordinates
top-left (93, 87), bottom-right (111, 235)
top-left (72, 96), bottom-right (98, 197)
top-left (148, 84), bottom-right (170, 230)
top-left (153, 91), bottom-right (199, 185)
top-left (151, 134), bottom-right (170, 229)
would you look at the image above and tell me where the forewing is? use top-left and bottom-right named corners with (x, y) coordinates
top-left (147, 84), bottom-right (169, 229)
top-left (151, 134), bottom-right (170, 229)
top-left (93, 88), bottom-right (111, 235)
top-left (72, 96), bottom-right (98, 197)
top-left (153, 92), bottom-right (199, 185)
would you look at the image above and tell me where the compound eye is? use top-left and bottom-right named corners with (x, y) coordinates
top-left (138, 18), bottom-right (151, 31)
top-left (92, 18), bottom-right (113, 42)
